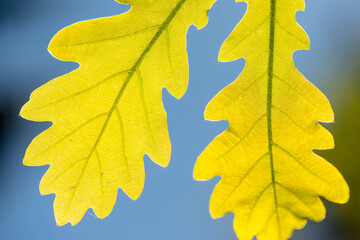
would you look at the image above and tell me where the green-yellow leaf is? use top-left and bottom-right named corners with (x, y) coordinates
top-left (20, 0), bottom-right (215, 226)
top-left (193, 0), bottom-right (349, 239)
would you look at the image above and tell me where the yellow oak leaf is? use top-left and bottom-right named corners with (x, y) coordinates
top-left (20, 0), bottom-right (215, 226)
top-left (193, 0), bottom-right (349, 239)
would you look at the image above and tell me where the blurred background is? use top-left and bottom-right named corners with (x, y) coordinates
top-left (0, 0), bottom-right (359, 239)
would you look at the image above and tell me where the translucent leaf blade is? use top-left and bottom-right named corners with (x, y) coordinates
top-left (20, 0), bottom-right (216, 226)
top-left (194, 0), bottom-right (349, 239)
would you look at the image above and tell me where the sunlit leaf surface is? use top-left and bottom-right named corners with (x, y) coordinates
top-left (194, 0), bottom-right (349, 239)
top-left (21, 0), bottom-right (215, 226)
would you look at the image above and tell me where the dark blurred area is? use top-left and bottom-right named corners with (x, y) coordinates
top-left (0, 0), bottom-right (359, 239)
top-left (322, 50), bottom-right (360, 240)
top-left (0, 97), bottom-right (13, 187)
top-left (0, 1), bottom-right (38, 24)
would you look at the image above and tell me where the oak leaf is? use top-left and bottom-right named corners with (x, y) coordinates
top-left (21, 0), bottom-right (215, 225)
top-left (194, 0), bottom-right (349, 239)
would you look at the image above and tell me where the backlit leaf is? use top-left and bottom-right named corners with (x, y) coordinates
top-left (193, 0), bottom-right (349, 239)
top-left (20, 0), bottom-right (215, 226)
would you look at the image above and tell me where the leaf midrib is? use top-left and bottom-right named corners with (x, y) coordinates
top-left (267, 0), bottom-right (281, 237)
top-left (64, 0), bottom-right (187, 216)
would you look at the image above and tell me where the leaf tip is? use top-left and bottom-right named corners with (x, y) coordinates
top-left (338, 181), bottom-right (350, 204)
top-left (19, 101), bottom-right (30, 120)
top-left (217, 43), bottom-right (232, 63)
top-left (193, 157), bottom-right (207, 181)
top-left (22, 154), bottom-right (32, 167)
